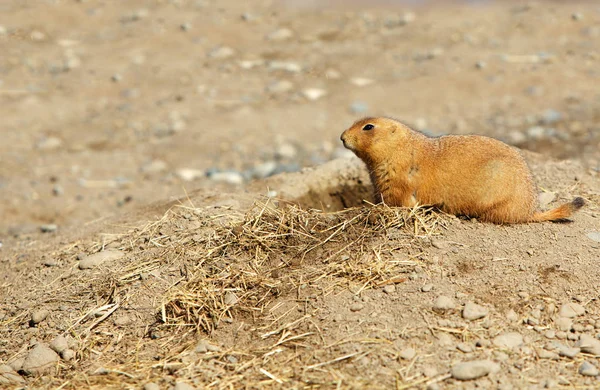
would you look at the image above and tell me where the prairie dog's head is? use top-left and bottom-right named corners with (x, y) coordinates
top-left (340, 117), bottom-right (411, 163)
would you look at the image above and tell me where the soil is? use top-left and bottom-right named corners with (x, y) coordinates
top-left (1, 0), bottom-right (600, 389)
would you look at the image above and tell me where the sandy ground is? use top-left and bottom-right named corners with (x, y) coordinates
top-left (1, 0), bottom-right (600, 389)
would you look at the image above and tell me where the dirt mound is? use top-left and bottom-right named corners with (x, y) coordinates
top-left (1, 155), bottom-right (599, 389)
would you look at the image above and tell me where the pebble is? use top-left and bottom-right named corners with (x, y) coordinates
top-left (176, 168), bottom-right (204, 182)
top-left (462, 302), bottom-right (489, 320)
top-left (78, 249), bottom-right (125, 270)
top-left (266, 28), bottom-right (294, 41)
top-left (538, 192), bottom-right (555, 208)
top-left (537, 349), bottom-right (559, 360)
top-left (36, 137), bottom-right (63, 151)
top-left (544, 330), bottom-right (556, 339)
top-left (451, 360), bottom-right (499, 381)
top-left (143, 383), bottom-right (160, 390)
top-left (383, 285), bottom-right (395, 294)
top-left (266, 80), bottom-right (294, 94)
top-left (457, 342), bottom-right (474, 353)
top-left (0, 364), bottom-right (25, 385)
top-left (113, 315), bottom-right (131, 327)
top-left (555, 317), bottom-right (573, 331)
top-left (208, 46), bottom-right (235, 59)
top-left (349, 101), bottom-right (369, 114)
top-left (174, 382), bottom-right (196, 390)
top-left (433, 295), bottom-right (456, 311)
top-left (350, 303), bottom-right (364, 312)
top-left (350, 77), bottom-right (374, 87)
top-left (267, 61), bottom-right (302, 73)
top-left (559, 302), bottom-right (585, 318)
top-left (421, 284), bottom-right (434, 292)
top-left (30, 309), bottom-right (50, 325)
top-left (540, 109), bottom-right (562, 125)
top-left (141, 160), bottom-right (168, 175)
top-left (40, 224), bottom-right (58, 233)
top-left (526, 126), bottom-right (545, 140)
top-left (21, 344), bottom-right (60, 375)
top-left (52, 185), bottom-right (64, 196)
top-left (575, 334), bottom-right (600, 356)
top-left (555, 343), bottom-right (580, 358)
top-left (302, 88), bottom-right (327, 101)
top-left (49, 335), bottom-right (68, 354)
top-left (586, 232), bottom-right (600, 243)
top-left (579, 361), bottom-right (599, 377)
top-left (492, 332), bottom-right (523, 349)
top-left (248, 161), bottom-right (278, 179)
top-left (180, 22), bottom-right (192, 32)
top-left (206, 171), bottom-right (244, 185)
top-left (399, 347), bottom-right (416, 360)
top-left (61, 349), bottom-right (75, 361)
top-left (224, 292), bottom-right (239, 306)
top-left (325, 68), bottom-right (342, 79)
top-left (275, 143), bottom-right (297, 160)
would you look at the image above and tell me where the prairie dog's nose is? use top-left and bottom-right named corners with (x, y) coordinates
top-left (340, 132), bottom-right (346, 146)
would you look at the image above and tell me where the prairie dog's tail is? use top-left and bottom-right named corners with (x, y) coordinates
top-left (530, 197), bottom-right (585, 222)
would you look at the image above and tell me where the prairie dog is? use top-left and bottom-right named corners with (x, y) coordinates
top-left (340, 117), bottom-right (584, 224)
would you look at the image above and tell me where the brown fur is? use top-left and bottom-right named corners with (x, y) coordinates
top-left (340, 117), bottom-right (585, 224)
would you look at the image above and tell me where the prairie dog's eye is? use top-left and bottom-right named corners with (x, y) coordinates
top-left (362, 124), bottom-right (374, 131)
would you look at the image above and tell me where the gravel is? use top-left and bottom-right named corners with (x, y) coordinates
top-left (462, 302), bottom-right (489, 320)
top-left (492, 332), bottom-right (524, 349)
top-left (78, 249), bottom-right (125, 270)
top-left (559, 302), bottom-right (585, 318)
top-left (575, 334), bottom-right (600, 356)
top-left (302, 88), bottom-right (327, 101)
top-left (21, 344), bottom-right (60, 375)
top-left (579, 361), bottom-right (599, 376)
top-left (50, 335), bottom-right (69, 354)
top-left (433, 295), bottom-right (456, 311)
top-left (39, 224), bottom-right (58, 233)
top-left (451, 360), bottom-right (500, 380)
top-left (350, 303), bottom-right (364, 312)
top-left (30, 309), bottom-right (50, 325)
top-left (399, 347), bottom-right (416, 360)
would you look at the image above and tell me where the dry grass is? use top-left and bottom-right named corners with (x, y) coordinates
top-left (3, 198), bottom-right (450, 389)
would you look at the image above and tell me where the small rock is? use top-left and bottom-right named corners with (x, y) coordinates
top-left (350, 303), bottom-right (364, 312)
top-left (266, 80), bottom-right (294, 94)
top-left (111, 73), bottom-right (122, 83)
top-left (52, 185), bottom-right (64, 196)
top-left (457, 343), bottom-right (474, 353)
top-left (421, 284), bottom-right (434, 292)
top-left (176, 168), bottom-right (204, 182)
top-left (180, 22), bottom-right (192, 31)
top-left (526, 126), bottom-right (545, 140)
top-left (40, 224), bottom-right (58, 233)
top-left (21, 344), bottom-right (60, 375)
top-left (224, 292), bottom-right (239, 306)
top-left (586, 232), bottom-right (600, 243)
top-left (30, 310), bottom-right (50, 325)
top-left (555, 317), bottom-right (573, 331)
top-left (475, 61), bottom-right (486, 69)
top-left (208, 46), bottom-right (235, 59)
top-left (143, 383), bottom-right (160, 390)
top-left (275, 143), bottom-right (297, 160)
top-left (61, 349), bottom-right (75, 361)
top-left (506, 130), bottom-right (527, 145)
top-left (226, 355), bottom-right (238, 364)
top-left (383, 285), bottom-right (395, 294)
top-left (540, 109), bottom-right (562, 125)
top-left (325, 68), bottom-right (342, 79)
top-left (207, 171), bottom-right (244, 185)
top-left (141, 160), bottom-right (168, 175)
top-left (575, 334), bottom-right (600, 356)
top-left (559, 302), bottom-right (585, 318)
top-left (462, 302), bottom-right (489, 320)
top-left (36, 136), bottom-right (63, 151)
top-left (78, 249), bottom-right (125, 270)
top-left (536, 349), bottom-right (559, 360)
top-left (266, 28), bottom-right (294, 41)
top-left (538, 192), bottom-right (556, 208)
top-left (350, 77), bottom-right (374, 87)
top-left (493, 332), bottom-right (523, 349)
top-left (49, 335), bottom-right (68, 354)
top-left (349, 101), bottom-right (369, 114)
top-left (248, 161), bottom-right (278, 179)
top-left (113, 315), bottom-right (131, 327)
top-left (174, 382), bottom-right (196, 390)
top-left (422, 366), bottom-right (438, 378)
top-left (572, 12), bottom-right (584, 21)
top-left (451, 360), bottom-right (499, 381)
top-left (544, 330), bottom-right (556, 339)
top-left (433, 295), bottom-right (456, 311)
top-left (399, 347), bottom-right (416, 360)
top-left (267, 61), bottom-right (302, 73)
top-left (0, 364), bottom-right (25, 385)
top-left (7, 358), bottom-right (24, 372)
top-left (302, 88), bottom-right (327, 101)
top-left (555, 343), bottom-right (580, 358)
top-left (579, 361), bottom-right (599, 376)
